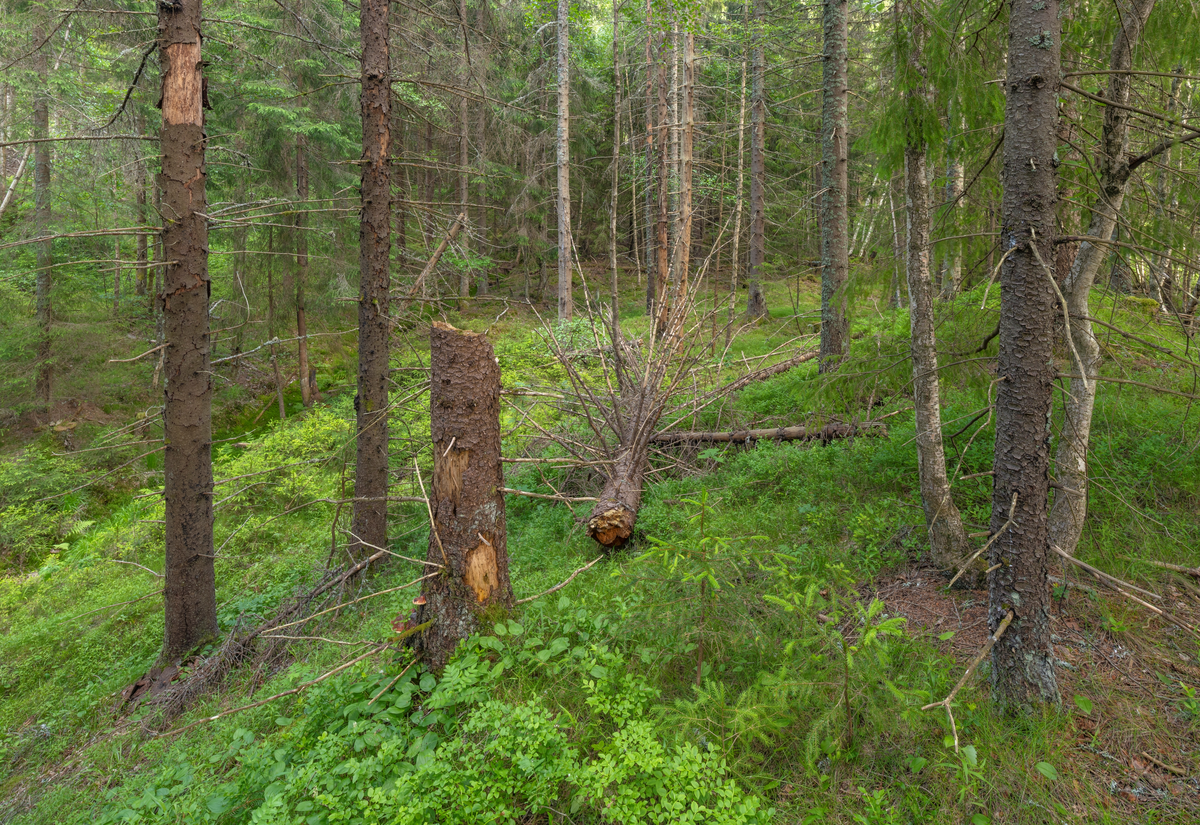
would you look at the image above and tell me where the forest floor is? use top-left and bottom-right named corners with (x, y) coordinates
top-left (1, 269), bottom-right (1199, 824)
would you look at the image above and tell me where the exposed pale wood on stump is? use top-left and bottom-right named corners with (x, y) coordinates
top-left (418, 322), bottom-right (512, 671)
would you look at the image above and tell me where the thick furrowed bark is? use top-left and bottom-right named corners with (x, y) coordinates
top-left (989, 0), bottom-right (1062, 711)
top-left (419, 323), bottom-right (511, 671)
top-left (160, 0), bottom-right (218, 660)
top-left (351, 0), bottom-right (392, 562)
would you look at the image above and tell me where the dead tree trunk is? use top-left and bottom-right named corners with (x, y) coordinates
top-left (351, 0), bottom-right (392, 561)
top-left (990, 0), bottom-right (1062, 711)
top-left (555, 0), bottom-right (573, 321)
top-left (34, 22), bottom-right (52, 406)
top-left (159, 0), bottom-right (218, 660)
top-left (819, 0), bottom-right (849, 370)
top-left (418, 322), bottom-right (512, 671)
top-left (745, 0), bottom-right (767, 319)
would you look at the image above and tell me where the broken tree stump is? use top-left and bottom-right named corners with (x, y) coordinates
top-left (417, 322), bottom-right (512, 671)
top-left (650, 420), bottom-right (888, 445)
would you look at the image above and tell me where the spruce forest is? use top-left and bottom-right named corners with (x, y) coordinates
top-left (5, 0), bottom-right (1200, 821)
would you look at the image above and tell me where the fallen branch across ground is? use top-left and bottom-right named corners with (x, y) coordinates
top-left (650, 420), bottom-right (887, 445)
top-left (922, 610), bottom-right (1014, 753)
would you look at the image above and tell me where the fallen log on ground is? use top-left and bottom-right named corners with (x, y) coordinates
top-left (650, 421), bottom-right (888, 445)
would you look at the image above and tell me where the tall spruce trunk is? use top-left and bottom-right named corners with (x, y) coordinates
top-left (418, 322), bottom-right (512, 671)
top-left (352, 0), bottom-right (392, 561)
top-left (33, 23), bottom-right (52, 406)
top-left (296, 135), bottom-right (313, 407)
top-left (989, 0), bottom-right (1062, 710)
top-left (904, 140), bottom-right (970, 573)
top-left (1048, 0), bottom-right (1155, 558)
top-left (654, 29), bottom-right (670, 330)
top-left (819, 0), bottom-right (849, 370)
top-left (745, 0), bottom-right (767, 319)
top-left (555, 0), bottom-right (573, 321)
top-left (159, 0), bottom-right (218, 660)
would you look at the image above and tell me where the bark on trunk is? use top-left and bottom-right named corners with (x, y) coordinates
top-left (418, 322), bottom-right (511, 671)
top-left (643, 0), bottom-right (656, 315)
top-left (135, 118), bottom-right (149, 298)
top-left (677, 30), bottom-right (694, 305)
top-left (940, 121), bottom-right (964, 298)
top-left (819, 0), bottom-right (849, 370)
top-left (989, 0), bottom-right (1063, 711)
top-left (34, 24), bottom-right (52, 406)
top-left (555, 0), bottom-right (573, 321)
top-left (728, 52), bottom-right (747, 347)
top-left (1048, 0), bottom-right (1156, 559)
top-left (267, 227), bottom-right (286, 421)
top-left (609, 0), bottom-right (621, 331)
top-left (352, 0), bottom-right (392, 561)
top-left (654, 27), bottom-right (670, 329)
top-left (905, 141), bottom-right (971, 572)
top-left (296, 134), bottom-right (312, 407)
top-left (745, 0), bottom-right (767, 319)
top-left (159, 0), bottom-right (218, 660)
top-left (651, 421), bottom-right (886, 445)
top-left (458, 0), bottom-right (471, 309)
top-left (587, 441), bottom-right (649, 549)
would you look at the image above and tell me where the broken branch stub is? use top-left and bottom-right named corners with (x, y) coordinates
top-left (418, 322), bottom-right (512, 671)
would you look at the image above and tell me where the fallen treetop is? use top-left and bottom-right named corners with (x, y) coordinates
top-left (650, 420), bottom-right (888, 445)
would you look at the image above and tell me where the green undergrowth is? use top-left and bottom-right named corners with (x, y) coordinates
top-left (3, 279), bottom-right (1200, 823)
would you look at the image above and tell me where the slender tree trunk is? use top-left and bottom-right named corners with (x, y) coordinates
top-left (745, 0), bottom-right (767, 319)
top-left (113, 238), bottom-right (121, 315)
top-left (1049, 0), bottom-right (1156, 558)
top-left (819, 0), bottom-right (849, 370)
top-left (33, 24), bottom-right (52, 406)
top-left (418, 322), bottom-right (511, 671)
top-left (610, 0), bottom-right (622, 331)
top-left (653, 26), bottom-right (670, 331)
top-left (940, 116), bottom-right (964, 297)
top-left (267, 226), bottom-right (286, 420)
top-left (458, 0), bottom-right (471, 309)
top-left (728, 52), bottom-right (747, 347)
top-left (556, 0), bottom-right (573, 321)
top-left (1149, 70), bottom-right (1181, 312)
top-left (902, 24), bottom-right (970, 572)
top-left (135, 116), bottom-right (149, 298)
top-left (644, 0), bottom-right (657, 314)
top-left (989, 0), bottom-right (1063, 711)
top-left (475, 0), bottom-right (490, 298)
top-left (296, 134), bottom-right (312, 407)
top-left (159, 0), bottom-right (218, 660)
top-left (887, 175), bottom-right (904, 308)
top-left (677, 28), bottom-right (694, 304)
top-left (352, 0), bottom-right (392, 561)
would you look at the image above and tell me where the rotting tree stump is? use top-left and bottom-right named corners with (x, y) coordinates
top-left (417, 322), bottom-right (512, 671)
